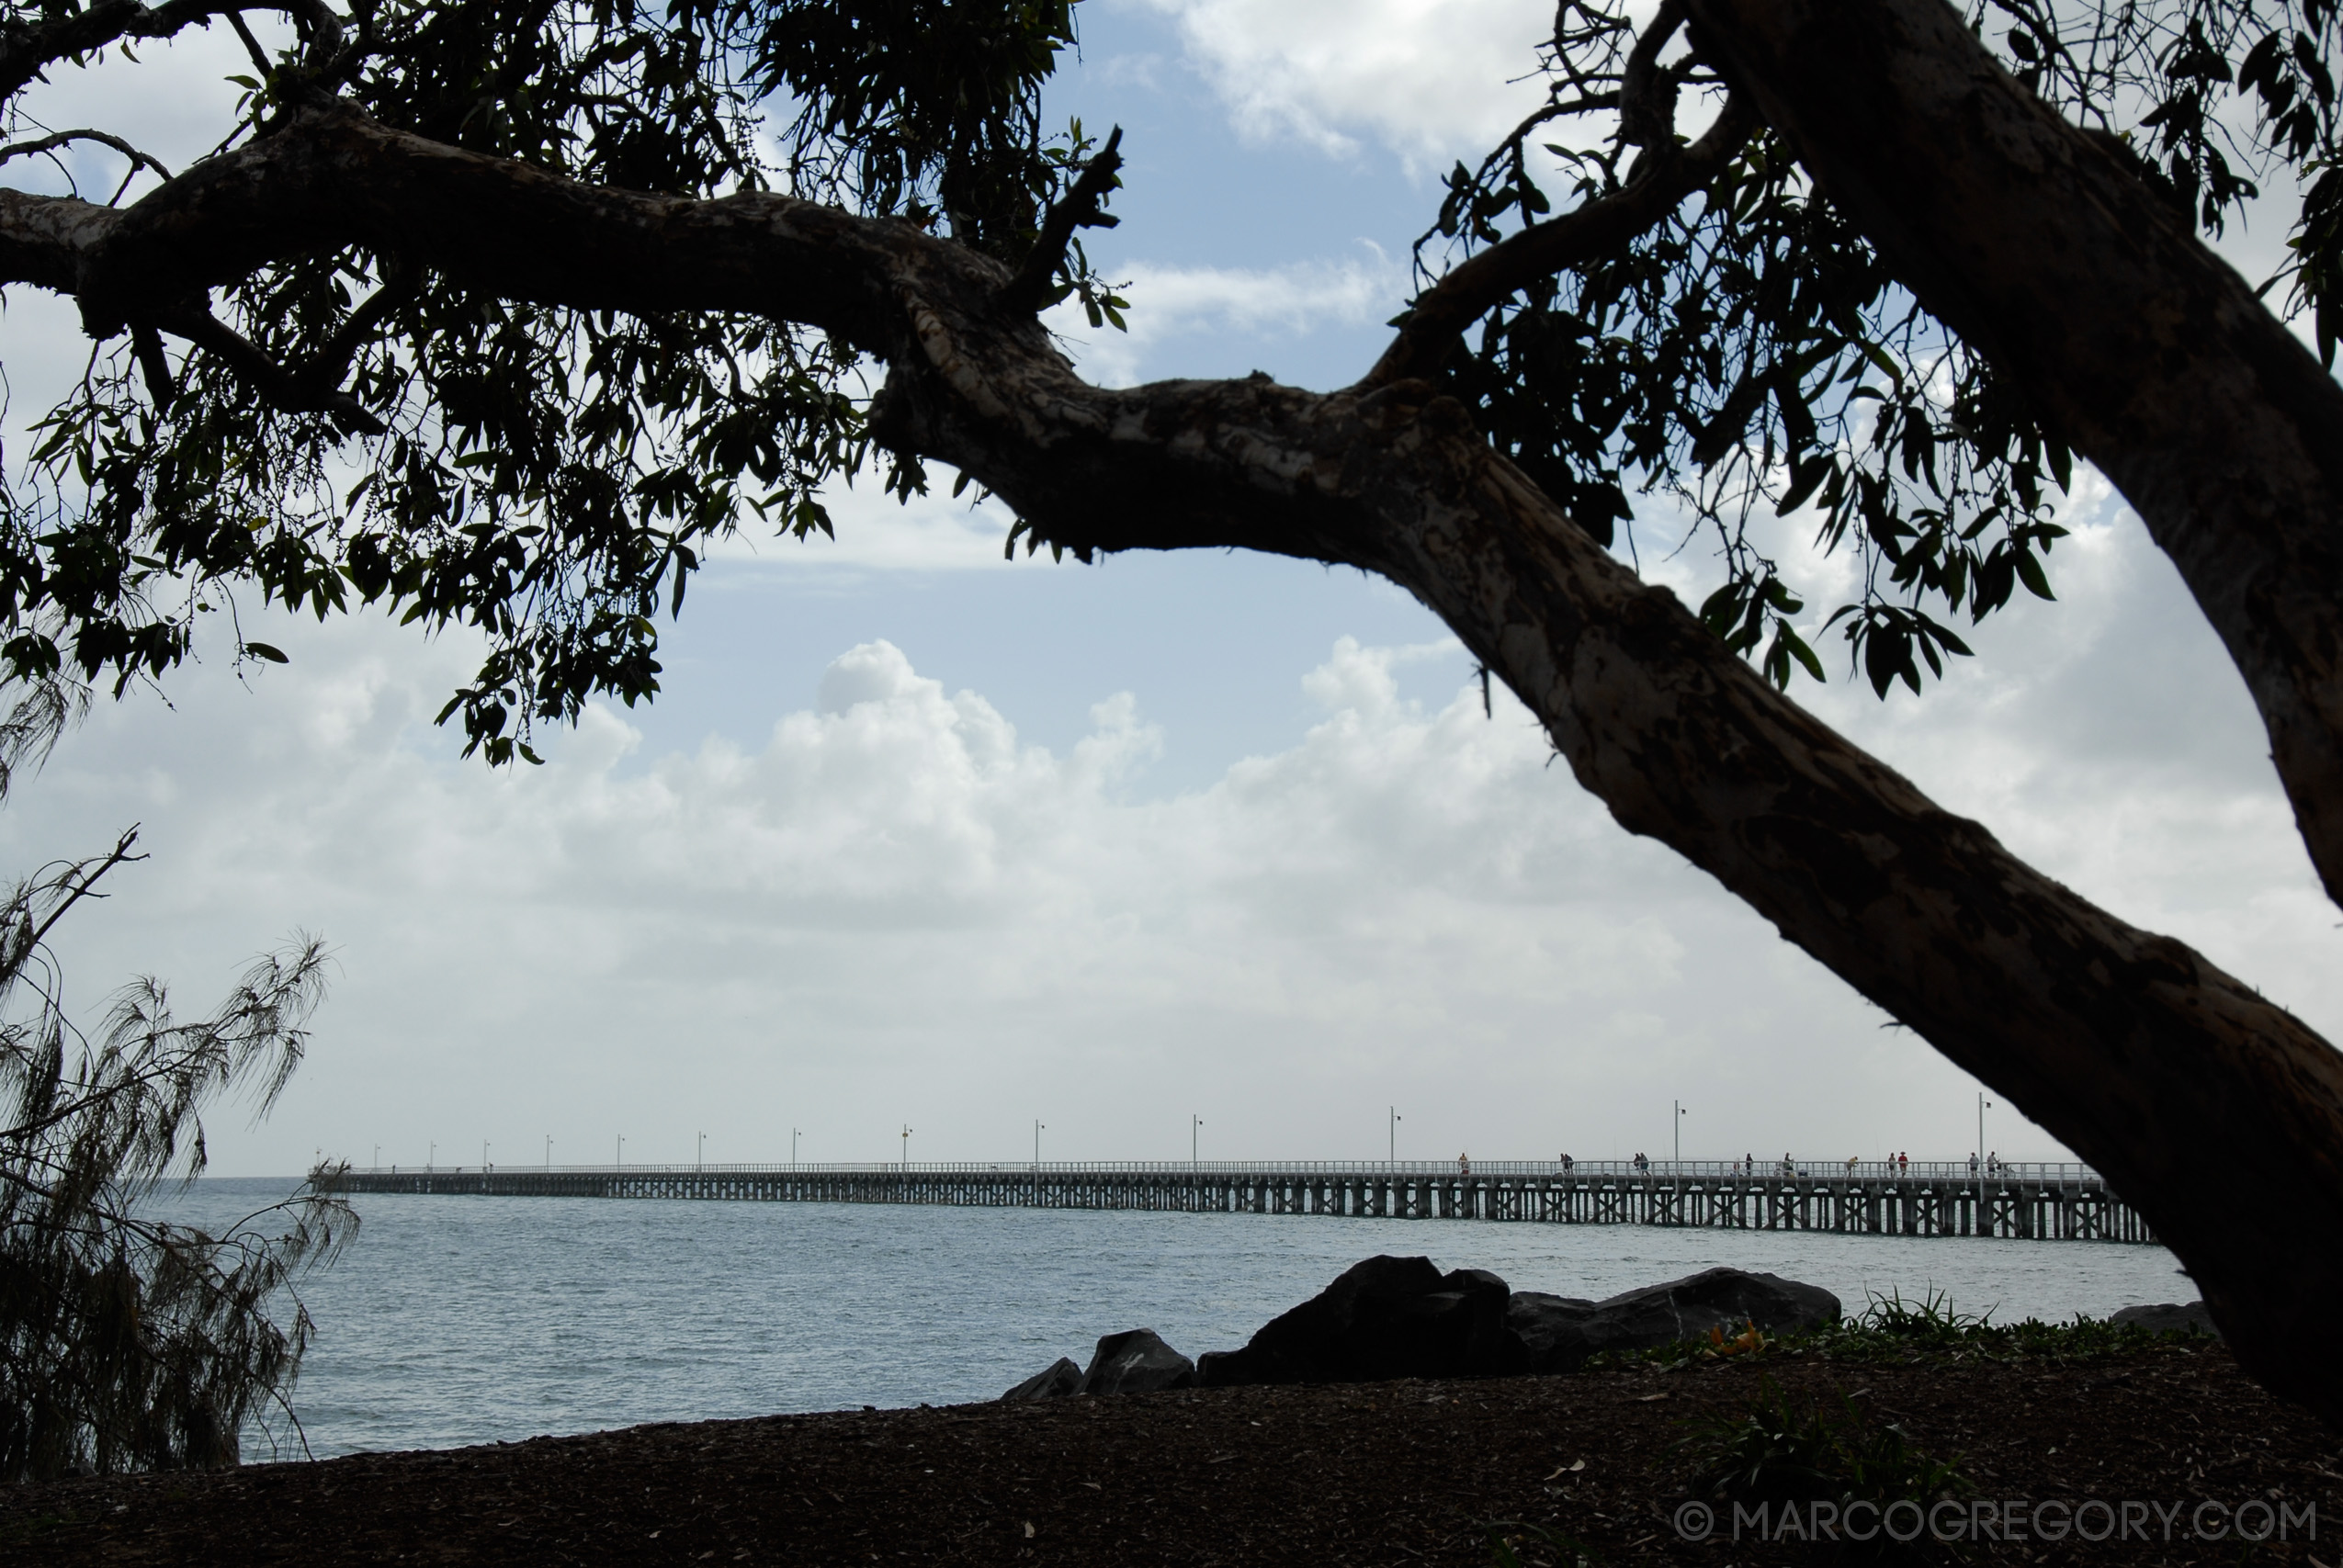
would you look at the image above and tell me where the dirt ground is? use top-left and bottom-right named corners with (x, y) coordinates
top-left (3, 1341), bottom-right (2336, 1566)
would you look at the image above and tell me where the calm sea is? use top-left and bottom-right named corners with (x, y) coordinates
top-left (153, 1178), bottom-right (2190, 1461)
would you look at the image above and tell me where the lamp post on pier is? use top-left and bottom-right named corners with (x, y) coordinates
top-left (1976, 1093), bottom-right (1992, 1234)
top-left (697, 1131), bottom-right (706, 1171)
top-left (482, 1139), bottom-right (490, 1173)
top-left (1033, 1120), bottom-right (1044, 1168)
top-left (545, 1135), bottom-right (552, 1171)
top-left (900, 1124), bottom-right (912, 1171)
top-left (1673, 1100), bottom-right (1686, 1175)
top-left (1388, 1106), bottom-right (1401, 1165)
top-left (428, 1141), bottom-right (436, 1172)
top-left (791, 1128), bottom-right (801, 1168)
top-left (1192, 1114), bottom-right (1203, 1169)
top-left (616, 1134), bottom-right (625, 1168)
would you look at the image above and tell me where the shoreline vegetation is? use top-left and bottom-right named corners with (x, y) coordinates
top-left (6, 1302), bottom-right (2336, 1565)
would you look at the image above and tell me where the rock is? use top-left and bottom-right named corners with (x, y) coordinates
top-left (1077, 1329), bottom-right (1195, 1395)
top-left (1510, 1268), bottom-right (1841, 1372)
top-left (1196, 1255), bottom-right (1522, 1387)
top-left (1001, 1356), bottom-right (1083, 1401)
top-left (2112, 1302), bottom-right (2221, 1338)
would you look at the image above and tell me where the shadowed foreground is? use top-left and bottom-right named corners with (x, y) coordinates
top-left (3, 1348), bottom-right (2336, 1565)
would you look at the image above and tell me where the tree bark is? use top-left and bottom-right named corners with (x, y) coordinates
top-left (1683, 0), bottom-right (2343, 916)
top-left (8, 96), bottom-right (2343, 1419)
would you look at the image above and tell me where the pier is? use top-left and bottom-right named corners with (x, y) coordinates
top-left (332, 1158), bottom-right (2154, 1242)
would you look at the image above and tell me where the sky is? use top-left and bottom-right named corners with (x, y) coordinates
top-left (2, 0), bottom-right (2337, 1177)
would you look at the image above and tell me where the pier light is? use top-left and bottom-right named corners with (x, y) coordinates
top-left (1192, 1114), bottom-right (1203, 1168)
top-left (792, 1128), bottom-right (801, 1168)
top-left (1033, 1120), bottom-right (1044, 1168)
top-left (900, 1123), bottom-right (912, 1170)
top-left (1388, 1106), bottom-right (1401, 1165)
top-left (1976, 1092), bottom-right (1993, 1229)
top-left (545, 1134), bottom-right (552, 1171)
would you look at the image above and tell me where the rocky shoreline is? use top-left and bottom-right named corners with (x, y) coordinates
top-left (4, 1338), bottom-right (2326, 1566)
top-left (3, 1258), bottom-right (2297, 1567)
top-left (1004, 1258), bottom-right (1846, 1400)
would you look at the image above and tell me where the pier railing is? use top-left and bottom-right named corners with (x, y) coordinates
top-left (331, 1158), bottom-right (2146, 1242)
top-left (350, 1158), bottom-right (2097, 1181)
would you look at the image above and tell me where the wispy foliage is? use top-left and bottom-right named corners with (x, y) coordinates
top-left (0, 680), bottom-right (350, 1483)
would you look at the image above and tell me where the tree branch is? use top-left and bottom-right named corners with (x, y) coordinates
top-left (0, 129), bottom-right (173, 190)
top-left (999, 125), bottom-right (1123, 317)
top-left (152, 305), bottom-right (385, 433)
top-left (1618, 0), bottom-right (1688, 151)
top-left (1367, 89), bottom-right (1758, 385)
top-left (48, 101), bottom-right (917, 354)
top-left (0, 1), bottom-right (268, 105)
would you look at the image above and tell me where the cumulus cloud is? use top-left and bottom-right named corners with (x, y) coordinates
top-left (11, 496), bottom-right (2330, 1186)
top-left (1125, 0), bottom-right (1556, 169)
top-left (3, 609), bottom-right (2041, 1177)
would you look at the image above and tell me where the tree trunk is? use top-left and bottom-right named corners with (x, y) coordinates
top-left (1683, 0), bottom-right (2343, 916)
top-left (10, 95), bottom-right (2343, 1419)
top-left (893, 361), bottom-right (2343, 1426)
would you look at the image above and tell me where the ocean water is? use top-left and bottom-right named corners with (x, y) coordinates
top-left (153, 1179), bottom-right (2190, 1461)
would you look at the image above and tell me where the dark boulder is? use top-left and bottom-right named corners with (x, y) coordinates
top-left (1001, 1356), bottom-right (1083, 1401)
top-left (2112, 1302), bottom-right (2221, 1338)
top-left (1196, 1255), bottom-right (1522, 1387)
top-left (1510, 1267), bottom-right (1840, 1372)
top-left (1077, 1329), bottom-right (1196, 1395)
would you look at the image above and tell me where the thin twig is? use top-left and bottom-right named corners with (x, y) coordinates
top-left (1366, 90), bottom-right (1757, 387)
top-left (1000, 126), bottom-right (1123, 317)
top-left (0, 129), bottom-right (174, 186)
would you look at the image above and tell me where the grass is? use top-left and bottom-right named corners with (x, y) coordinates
top-left (1581, 1288), bottom-right (2215, 1374)
top-left (1673, 1372), bottom-right (1971, 1562)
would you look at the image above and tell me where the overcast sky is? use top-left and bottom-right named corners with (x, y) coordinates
top-left (3, 0), bottom-right (2336, 1177)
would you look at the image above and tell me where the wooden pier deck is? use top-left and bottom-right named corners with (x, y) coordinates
top-left (332, 1158), bottom-right (2154, 1242)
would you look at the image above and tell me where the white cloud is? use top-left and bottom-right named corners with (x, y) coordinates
top-left (698, 474), bottom-right (1022, 573)
top-left (1125, 0), bottom-right (1556, 169)
top-left (11, 490), bottom-right (2334, 1185)
top-left (1047, 251), bottom-right (1404, 385)
top-left (2, 612), bottom-right (2032, 1176)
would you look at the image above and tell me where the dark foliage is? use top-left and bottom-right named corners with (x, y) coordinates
top-left (0, 0), bottom-right (1113, 763)
top-left (1423, 0), bottom-right (2338, 694)
top-left (0, 0), bottom-right (2331, 754)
